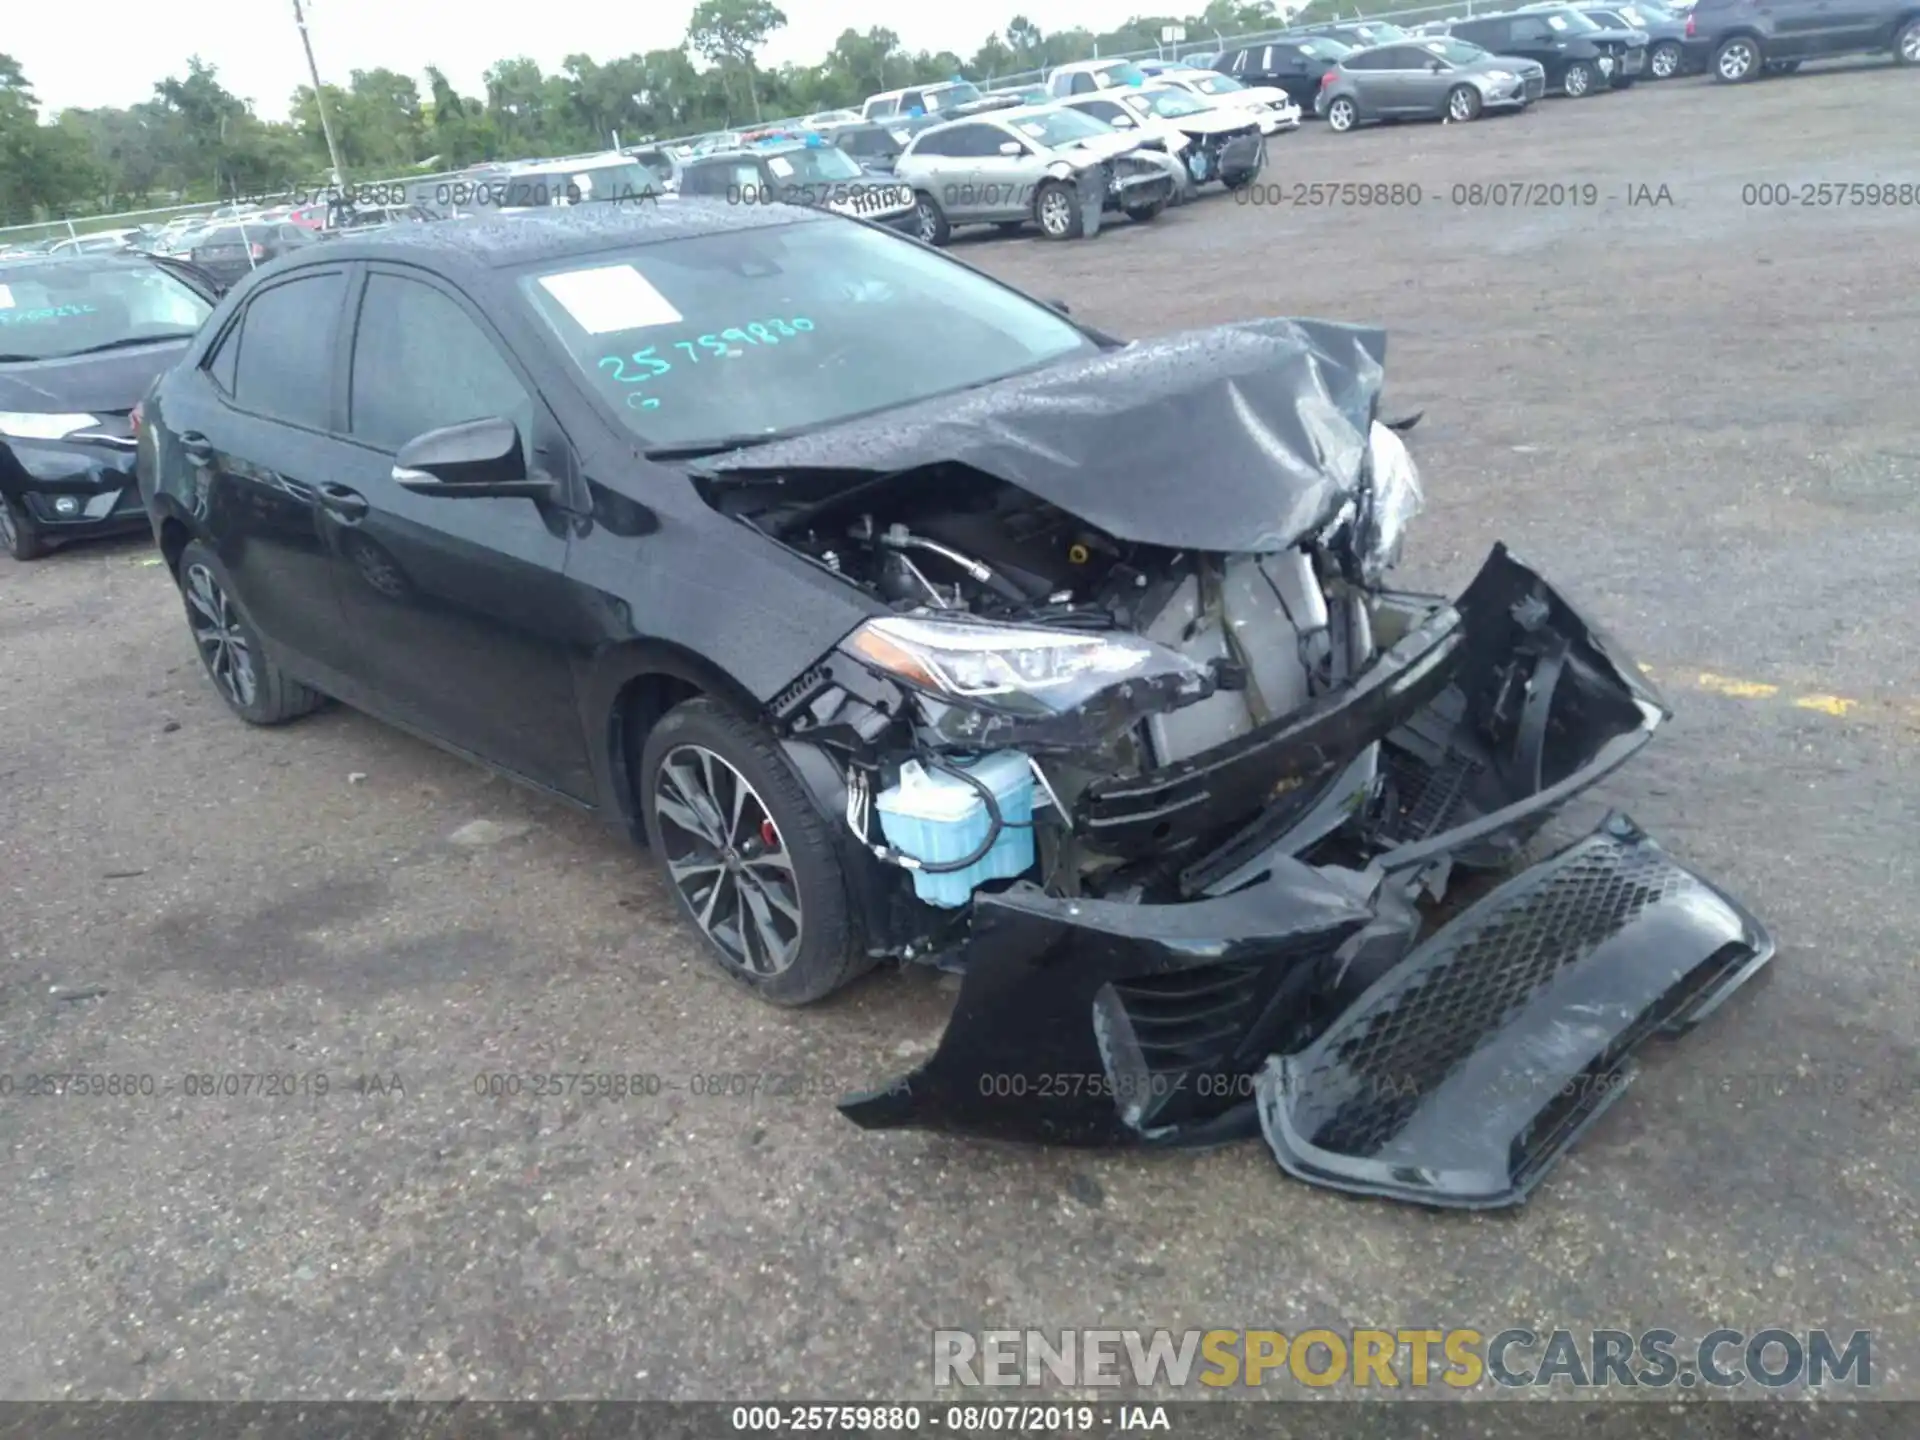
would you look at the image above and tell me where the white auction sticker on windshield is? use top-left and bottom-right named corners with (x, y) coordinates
top-left (0, 285), bottom-right (13, 309)
top-left (538, 265), bottom-right (682, 333)
top-left (766, 156), bottom-right (795, 177)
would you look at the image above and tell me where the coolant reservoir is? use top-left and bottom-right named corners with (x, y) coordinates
top-left (875, 752), bottom-right (1036, 908)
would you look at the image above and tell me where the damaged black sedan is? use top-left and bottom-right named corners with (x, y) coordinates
top-left (138, 201), bottom-right (1772, 1209)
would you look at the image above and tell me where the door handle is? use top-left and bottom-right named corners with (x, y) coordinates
top-left (316, 483), bottom-right (369, 521)
top-left (180, 431), bottom-right (214, 465)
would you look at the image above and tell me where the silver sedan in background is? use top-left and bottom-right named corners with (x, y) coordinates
top-left (1318, 39), bottom-right (1547, 131)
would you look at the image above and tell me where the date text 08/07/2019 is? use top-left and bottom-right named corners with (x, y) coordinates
top-left (728, 1405), bottom-right (1167, 1432)
top-left (1233, 180), bottom-right (1677, 208)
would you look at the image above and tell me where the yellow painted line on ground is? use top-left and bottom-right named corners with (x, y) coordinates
top-left (1635, 665), bottom-right (1916, 731)
top-left (1695, 672), bottom-right (1781, 700)
top-left (1793, 694), bottom-right (1857, 717)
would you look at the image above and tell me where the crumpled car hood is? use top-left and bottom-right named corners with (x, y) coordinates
top-left (701, 317), bottom-right (1386, 554)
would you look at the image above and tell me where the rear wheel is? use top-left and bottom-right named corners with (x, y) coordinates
top-left (1649, 40), bottom-right (1684, 77)
top-left (1034, 179), bottom-right (1087, 240)
top-left (911, 193), bottom-right (950, 246)
top-left (1562, 60), bottom-right (1597, 96)
top-left (639, 697), bottom-right (871, 1007)
top-left (1326, 95), bottom-right (1358, 132)
top-left (1446, 84), bottom-right (1483, 122)
top-left (1899, 17), bottom-right (1920, 63)
top-left (1712, 34), bottom-right (1763, 81)
top-left (176, 539), bottom-right (327, 725)
top-left (0, 493), bottom-right (47, 561)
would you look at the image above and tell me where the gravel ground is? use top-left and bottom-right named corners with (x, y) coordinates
top-left (2, 60), bottom-right (1918, 1403)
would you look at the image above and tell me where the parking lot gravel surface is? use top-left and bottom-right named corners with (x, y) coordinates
top-left (3, 61), bottom-right (1917, 1400)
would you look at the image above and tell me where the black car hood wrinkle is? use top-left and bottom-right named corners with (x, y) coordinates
top-left (703, 317), bottom-right (1388, 554)
top-left (0, 340), bottom-right (191, 415)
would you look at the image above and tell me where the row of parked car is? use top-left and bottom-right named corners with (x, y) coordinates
top-left (0, 197), bottom-right (435, 288)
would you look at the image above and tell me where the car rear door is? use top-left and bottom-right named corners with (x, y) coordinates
top-left (159, 268), bottom-right (357, 683)
top-left (323, 264), bottom-right (594, 798)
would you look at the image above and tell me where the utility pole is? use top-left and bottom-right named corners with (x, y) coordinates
top-left (290, 0), bottom-right (347, 190)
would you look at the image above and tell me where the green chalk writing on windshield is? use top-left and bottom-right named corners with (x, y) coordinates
top-left (0, 304), bottom-right (99, 326)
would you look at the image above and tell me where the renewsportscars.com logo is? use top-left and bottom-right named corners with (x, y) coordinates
top-left (932, 1328), bottom-right (1873, 1391)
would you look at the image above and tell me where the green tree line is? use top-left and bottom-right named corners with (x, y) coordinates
top-left (0, 0), bottom-right (1322, 225)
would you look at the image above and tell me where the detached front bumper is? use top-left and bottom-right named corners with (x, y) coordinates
top-left (840, 545), bottom-right (1775, 1206)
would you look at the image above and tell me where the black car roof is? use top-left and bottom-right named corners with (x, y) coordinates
top-left (267, 200), bottom-right (826, 277)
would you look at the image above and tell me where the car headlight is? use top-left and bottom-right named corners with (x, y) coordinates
top-left (1486, 69), bottom-right (1516, 82)
top-left (0, 412), bottom-right (99, 440)
top-left (1355, 421), bottom-right (1425, 583)
top-left (841, 614), bottom-right (1211, 718)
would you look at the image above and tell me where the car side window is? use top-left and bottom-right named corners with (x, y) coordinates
top-left (204, 320), bottom-right (241, 396)
top-left (1510, 18), bottom-right (1553, 41)
top-left (230, 272), bottom-right (345, 430)
top-left (679, 163), bottom-right (728, 196)
top-left (1080, 98), bottom-right (1125, 121)
top-left (348, 273), bottom-right (532, 455)
top-left (908, 130), bottom-right (954, 158)
top-left (948, 125), bottom-right (1002, 158)
top-left (1070, 73), bottom-right (1096, 94)
top-left (1346, 49), bottom-right (1387, 69)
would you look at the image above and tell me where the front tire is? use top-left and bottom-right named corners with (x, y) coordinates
top-left (911, 193), bottom-right (950, 246)
top-left (1562, 60), bottom-right (1597, 96)
top-left (1712, 35), bottom-right (1763, 81)
top-left (639, 697), bottom-right (871, 1007)
top-left (1034, 179), bottom-right (1087, 240)
top-left (1649, 40), bottom-right (1684, 78)
top-left (1446, 84), bottom-right (1483, 122)
top-left (1326, 95), bottom-right (1358, 132)
top-left (1899, 17), bottom-right (1920, 63)
top-left (0, 493), bottom-right (47, 561)
top-left (1123, 192), bottom-right (1168, 222)
top-left (175, 539), bottom-right (326, 725)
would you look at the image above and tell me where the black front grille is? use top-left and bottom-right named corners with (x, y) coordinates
top-left (1294, 841), bottom-right (1696, 1157)
top-left (1108, 963), bottom-right (1269, 1069)
top-left (1379, 747), bottom-right (1481, 844)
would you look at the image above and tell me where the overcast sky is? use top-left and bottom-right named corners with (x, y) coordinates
top-left (11, 0), bottom-right (1160, 119)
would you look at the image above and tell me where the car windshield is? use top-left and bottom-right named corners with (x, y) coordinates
top-left (1301, 39), bottom-right (1354, 57)
top-left (1360, 23), bottom-right (1410, 40)
top-left (0, 259), bottom-right (211, 361)
top-left (502, 160), bottom-right (658, 208)
top-left (1010, 108), bottom-right (1111, 148)
top-left (1546, 10), bottom-right (1602, 31)
top-left (1127, 87), bottom-right (1212, 119)
top-left (924, 82), bottom-right (985, 109)
top-left (519, 219), bottom-right (1096, 450)
top-left (761, 144), bottom-right (864, 183)
top-left (1187, 73), bottom-right (1245, 94)
top-left (1087, 62), bottom-right (1147, 88)
top-left (1422, 39), bottom-right (1488, 62)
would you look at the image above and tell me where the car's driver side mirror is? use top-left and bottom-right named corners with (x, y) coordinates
top-left (394, 417), bottom-right (560, 501)
top-left (999, 140), bottom-right (1026, 156)
top-left (1429, 59), bottom-right (1446, 70)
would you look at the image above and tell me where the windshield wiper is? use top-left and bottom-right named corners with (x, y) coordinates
top-left (57, 333), bottom-right (199, 357)
top-left (643, 432), bottom-right (791, 462)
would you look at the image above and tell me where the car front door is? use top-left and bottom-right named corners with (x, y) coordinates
top-left (1501, 17), bottom-right (1561, 71)
top-left (1267, 44), bottom-right (1315, 105)
top-left (1364, 46), bottom-right (1424, 111)
top-left (1768, 0), bottom-right (1847, 52)
top-left (161, 268), bottom-right (357, 685)
top-left (321, 265), bottom-right (595, 798)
